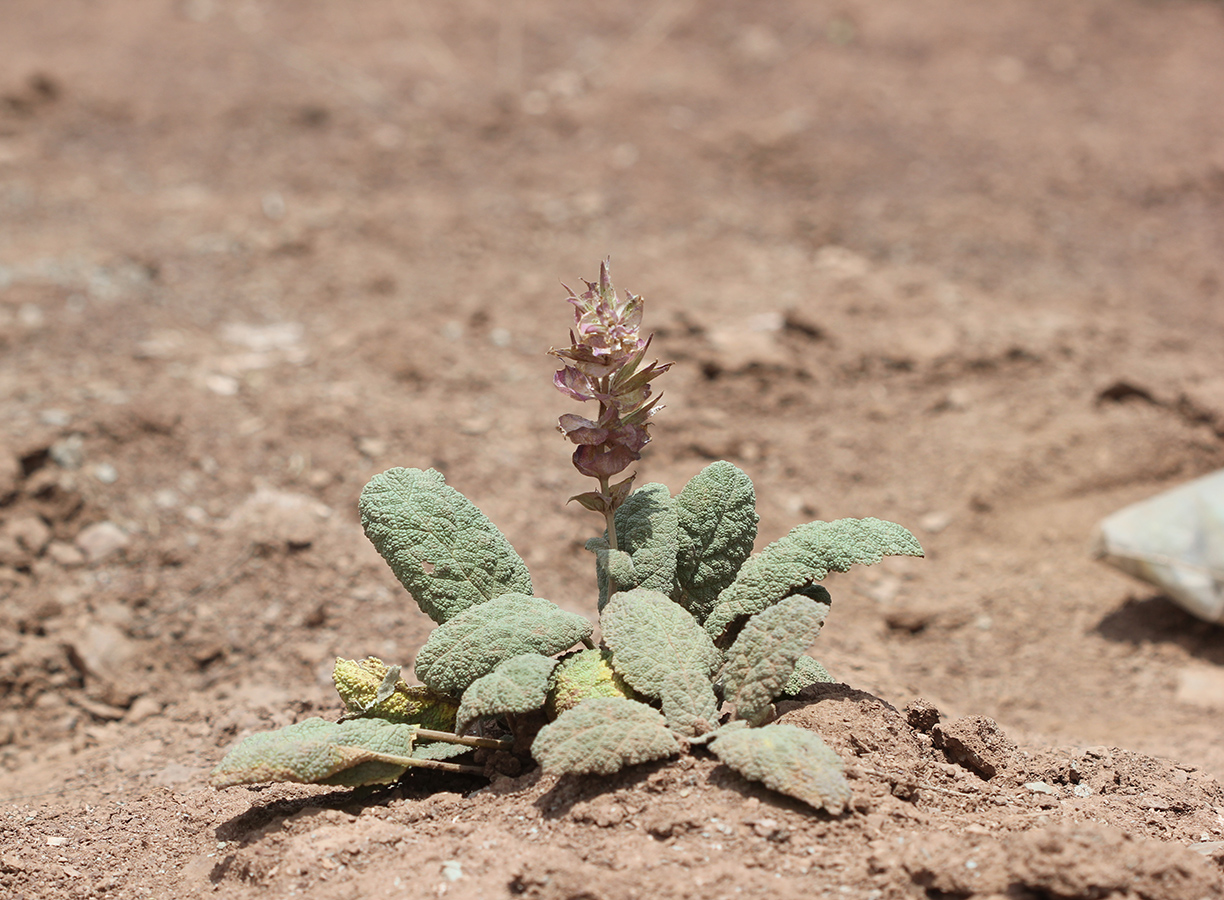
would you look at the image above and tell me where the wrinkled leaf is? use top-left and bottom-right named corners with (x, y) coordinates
top-left (707, 517), bottom-right (922, 641)
top-left (782, 655), bottom-right (834, 696)
top-left (617, 483), bottom-right (680, 595)
top-left (411, 740), bottom-right (475, 761)
top-left (546, 648), bottom-right (636, 717)
top-left (585, 539), bottom-right (636, 604)
top-left (210, 717), bottom-right (417, 789)
top-left (413, 593), bottom-right (593, 697)
top-left (709, 723), bottom-right (851, 814)
top-left (675, 461), bottom-right (758, 622)
top-left (600, 588), bottom-right (722, 699)
top-left (590, 484), bottom-right (680, 609)
top-left (456, 653), bottom-right (558, 734)
top-left (532, 697), bottom-right (681, 775)
top-left (660, 668), bottom-right (720, 737)
top-left (359, 467), bottom-right (533, 623)
top-left (333, 657), bottom-right (458, 731)
top-left (723, 595), bottom-right (830, 724)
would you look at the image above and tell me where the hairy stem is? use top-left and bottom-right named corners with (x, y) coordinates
top-left (598, 473), bottom-right (620, 596)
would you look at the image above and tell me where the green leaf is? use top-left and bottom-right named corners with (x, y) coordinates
top-left (210, 717), bottom-right (418, 789)
top-left (413, 593), bottom-right (593, 697)
top-left (546, 648), bottom-right (637, 718)
top-left (722, 595), bottom-right (830, 724)
top-left (709, 723), bottom-right (851, 814)
top-left (590, 484), bottom-right (680, 610)
top-left (706, 517), bottom-right (922, 641)
top-left (333, 657), bottom-right (458, 731)
top-left (585, 539), bottom-right (636, 607)
top-left (660, 669), bottom-right (720, 738)
top-left (531, 697), bottom-right (681, 775)
top-left (410, 741), bottom-right (472, 761)
top-left (618, 483), bottom-right (680, 594)
top-left (456, 653), bottom-right (558, 734)
top-left (675, 461), bottom-right (759, 622)
top-left (600, 588), bottom-right (722, 699)
top-left (782, 655), bottom-right (834, 696)
top-left (359, 467), bottom-right (532, 623)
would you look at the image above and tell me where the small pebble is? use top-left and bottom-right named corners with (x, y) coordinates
top-left (919, 511), bottom-right (952, 534)
top-left (50, 434), bottom-right (85, 470)
top-left (46, 541), bottom-right (85, 567)
top-left (75, 521), bottom-right (131, 563)
top-left (39, 409), bottom-right (72, 427)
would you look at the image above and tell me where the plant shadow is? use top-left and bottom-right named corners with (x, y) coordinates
top-left (1095, 593), bottom-right (1224, 665)
top-left (533, 758), bottom-right (666, 820)
top-left (213, 769), bottom-right (485, 844)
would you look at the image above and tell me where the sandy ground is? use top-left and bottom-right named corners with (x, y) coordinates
top-left (2, 1), bottom-right (1224, 897)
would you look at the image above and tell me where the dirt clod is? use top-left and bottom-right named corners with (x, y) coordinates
top-left (932, 715), bottom-right (1017, 780)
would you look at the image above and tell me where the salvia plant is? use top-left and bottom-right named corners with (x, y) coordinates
top-left (210, 260), bottom-right (924, 815)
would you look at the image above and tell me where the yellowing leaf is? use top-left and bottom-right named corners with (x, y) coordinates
top-left (707, 517), bottom-right (922, 642)
top-left (722, 595), bottom-right (830, 725)
top-left (413, 593), bottom-right (593, 697)
top-left (333, 657), bottom-right (458, 731)
top-left (709, 723), bottom-right (851, 814)
top-left (600, 588), bottom-right (721, 699)
top-left (359, 468), bottom-right (532, 623)
top-left (455, 653), bottom-right (557, 734)
top-left (210, 717), bottom-right (418, 789)
top-left (675, 461), bottom-right (758, 622)
top-left (546, 648), bottom-right (637, 717)
top-left (532, 697), bottom-right (681, 775)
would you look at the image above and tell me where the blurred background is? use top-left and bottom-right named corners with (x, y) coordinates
top-left (2, 0), bottom-right (1223, 805)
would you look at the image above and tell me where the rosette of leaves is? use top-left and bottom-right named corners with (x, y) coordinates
top-left (212, 451), bottom-right (921, 815)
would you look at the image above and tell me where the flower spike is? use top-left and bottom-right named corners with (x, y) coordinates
top-left (550, 259), bottom-right (670, 543)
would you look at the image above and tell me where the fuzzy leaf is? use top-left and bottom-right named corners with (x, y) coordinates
top-left (660, 668), bottom-right (720, 737)
top-left (532, 697), bottom-right (681, 775)
top-left (585, 539), bottom-right (636, 605)
top-left (723, 595), bottom-right (830, 724)
top-left (413, 593), bottom-right (593, 697)
top-left (600, 588), bottom-right (722, 699)
top-left (675, 461), bottom-right (759, 621)
top-left (706, 517), bottom-right (922, 641)
top-left (590, 484), bottom-right (680, 610)
top-left (210, 717), bottom-right (417, 789)
top-left (782, 655), bottom-right (834, 696)
top-left (709, 723), bottom-right (851, 814)
top-left (410, 741), bottom-right (473, 761)
top-left (617, 483), bottom-right (680, 596)
top-left (359, 467), bottom-right (532, 623)
top-left (456, 653), bottom-right (558, 734)
top-left (546, 648), bottom-right (636, 717)
top-left (333, 657), bottom-right (458, 731)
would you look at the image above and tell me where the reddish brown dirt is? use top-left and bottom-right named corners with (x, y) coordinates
top-left (3, 1), bottom-right (1224, 897)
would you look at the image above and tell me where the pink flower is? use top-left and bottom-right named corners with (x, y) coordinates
top-left (551, 260), bottom-right (669, 489)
